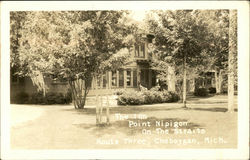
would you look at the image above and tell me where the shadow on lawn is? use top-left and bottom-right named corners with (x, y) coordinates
top-left (64, 106), bottom-right (181, 116)
top-left (74, 117), bottom-right (203, 137)
top-left (186, 94), bottom-right (215, 101)
top-left (186, 94), bottom-right (229, 104)
top-left (191, 107), bottom-right (238, 112)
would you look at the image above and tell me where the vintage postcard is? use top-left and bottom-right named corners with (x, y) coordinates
top-left (1, 1), bottom-right (249, 160)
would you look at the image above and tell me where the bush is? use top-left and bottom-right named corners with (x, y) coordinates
top-left (143, 90), bottom-right (155, 104)
top-left (30, 91), bottom-right (72, 104)
top-left (114, 89), bottom-right (126, 96)
top-left (12, 92), bottom-right (29, 104)
top-left (149, 86), bottom-right (160, 91)
top-left (117, 89), bottom-right (179, 105)
top-left (208, 87), bottom-right (216, 94)
top-left (168, 91), bottom-right (180, 102)
top-left (194, 88), bottom-right (208, 97)
top-left (117, 91), bottom-right (144, 105)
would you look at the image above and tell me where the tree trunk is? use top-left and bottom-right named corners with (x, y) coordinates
top-left (190, 78), bottom-right (195, 92)
top-left (183, 52), bottom-right (187, 108)
top-left (215, 69), bottom-right (219, 94)
top-left (69, 78), bottom-right (89, 109)
top-left (167, 65), bottom-right (176, 92)
top-left (218, 69), bottom-right (223, 94)
top-left (228, 10), bottom-right (237, 113)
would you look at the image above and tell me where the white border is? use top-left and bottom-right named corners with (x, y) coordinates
top-left (1, 1), bottom-right (249, 159)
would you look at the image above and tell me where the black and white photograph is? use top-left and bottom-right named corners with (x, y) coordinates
top-left (1, 1), bottom-right (249, 160)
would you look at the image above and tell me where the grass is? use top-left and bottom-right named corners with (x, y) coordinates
top-left (11, 95), bottom-right (238, 149)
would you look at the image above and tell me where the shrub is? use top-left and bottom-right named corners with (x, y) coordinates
top-left (168, 91), bottom-right (180, 102)
top-left (29, 90), bottom-right (72, 104)
top-left (152, 91), bottom-right (164, 103)
top-left (194, 88), bottom-right (208, 97)
top-left (12, 92), bottom-right (29, 104)
top-left (208, 87), bottom-right (216, 94)
top-left (143, 90), bottom-right (155, 104)
top-left (150, 86), bottom-right (160, 91)
top-left (117, 90), bottom-right (144, 105)
top-left (114, 89), bottom-right (126, 95)
top-left (117, 89), bottom-right (180, 105)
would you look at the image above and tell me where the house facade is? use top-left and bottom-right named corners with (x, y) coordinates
top-left (88, 34), bottom-right (157, 96)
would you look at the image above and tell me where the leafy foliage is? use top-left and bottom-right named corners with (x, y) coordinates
top-left (145, 10), bottom-right (235, 106)
top-left (194, 88), bottom-right (209, 97)
top-left (11, 91), bottom-right (72, 104)
top-left (117, 89), bottom-right (180, 105)
top-left (11, 11), bottom-right (136, 108)
top-left (208, 87), bottom-right (216, 94)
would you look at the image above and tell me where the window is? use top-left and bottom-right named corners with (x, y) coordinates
top-left (112, 71), bottom-right (117, 87)
top-left (103, 74), bottom-right (107, 88)
top-left (127, 69), bottom-right (131, 86)
top-left (119, 70), bottom-right (124, 87)
top-left (140, 44), bottom-right (145, 57)
top-left (135, 45), bottom-right (139, 57)
top-left (133, 69), bottom-right (137, 87)
top-left (97, 76), bottom-right (101, 87)
top-left (207, 78), bottom-right (212, 85)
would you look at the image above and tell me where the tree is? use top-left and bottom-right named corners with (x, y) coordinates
top-left (10, 12), bottom-right (27, 78)
top-left (195, 10), bottom-right (230, 94)
top-left (146, 10), bottom-right (210, 107)
top-left (11, 11), bottom-right (135, 109)
top-left (228, 10), bottom-right (237, 112)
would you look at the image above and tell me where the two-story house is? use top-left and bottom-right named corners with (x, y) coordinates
top-left (10, 34), bottom-right (157, 103)
top-left (87, 33), bottom-right (156, 96)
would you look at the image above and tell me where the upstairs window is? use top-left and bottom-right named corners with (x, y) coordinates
top-left (135, 45), bottom-right (139, 57)
top-left (140, 44), bottom-right (145, 57)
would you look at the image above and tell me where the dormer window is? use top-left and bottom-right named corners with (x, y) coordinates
top-left (135, 45), bottom-right (139, 57)
top-left (140, 44), bottom-right (145, 57)
top-left (134, 43), bottom-right (146, 58)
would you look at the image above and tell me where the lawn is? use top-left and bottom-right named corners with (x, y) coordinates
top-left (11, 95), bottom-right (237, 149)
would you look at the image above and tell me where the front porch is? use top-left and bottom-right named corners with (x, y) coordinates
top-left (88, 66), bottom-right (157, 96)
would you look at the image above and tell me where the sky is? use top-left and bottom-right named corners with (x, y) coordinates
top-left (129, 10), bottom-right (147, 22)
